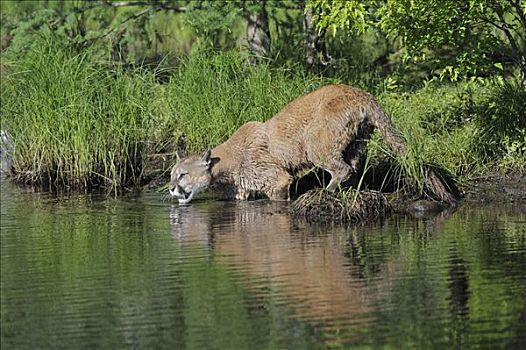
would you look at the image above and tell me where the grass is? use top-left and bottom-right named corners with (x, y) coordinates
top-left (375, 78), bottom-right (525, 185)
top-left (0, 36), bottom-right (330, 191)
top-left (1, 36), bottom-right (161, 192)
top-left (1, 35), bottom-right (524, 195)
top-left (161, 49), bottom-right (333, 153)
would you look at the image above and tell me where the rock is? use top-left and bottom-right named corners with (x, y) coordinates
top-left (406, 200), bottom-right (448, 218)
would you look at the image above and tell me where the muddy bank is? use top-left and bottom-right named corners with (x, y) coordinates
top-left (290, 171), bottom-right (525, 224)
top-left (290, 188), bottom-right (461, 223)
top-left (461, 172), bottom-right (526, 204)
top-left (291, 189), bottom-right (392, 224)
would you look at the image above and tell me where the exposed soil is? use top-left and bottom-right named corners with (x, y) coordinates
top-left (461, 172), bottom-right (526, 204)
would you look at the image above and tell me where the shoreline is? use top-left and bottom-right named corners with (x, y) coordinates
top-left (461, 172), bottom-right (526, 204)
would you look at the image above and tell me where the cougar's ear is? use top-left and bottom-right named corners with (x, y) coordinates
top-left (175, 150), bottom-right (181, 163)
top-left (175, 132), bottom-right (187, 162)
top-left (200, 149), bottom-right (212, 168)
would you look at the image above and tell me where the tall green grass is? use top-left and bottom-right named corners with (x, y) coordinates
top-left (375, 78), bottom-right (526, 186)
top-left (161, 50), bottom-right (333, 153)
top-left (2, 35), bottom-right (523, 194)
top-left (1, 36), bottom-right (159, 191)
top-left (0, 36), bottom-right (330, 191)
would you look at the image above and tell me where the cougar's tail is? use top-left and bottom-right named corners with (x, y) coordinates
top-left (367, 105), bottom-right (459, 205)
top-left (367, 105), bottom-right (407, 156)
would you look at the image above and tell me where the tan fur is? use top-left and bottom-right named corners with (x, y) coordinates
top-left (170, 84), bottom-right (407, 203)
top-left (169, 202), bottom-right (399, 324)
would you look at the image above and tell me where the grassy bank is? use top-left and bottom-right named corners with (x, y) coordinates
top-left (1, 37), bottom-right (524, 194)
top-left (1, 37), bottom-right (159, 191)
top-left (0, 36), bottom-right (329, 191)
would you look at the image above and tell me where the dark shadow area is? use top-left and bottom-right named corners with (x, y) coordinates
top-left (289, 159), bottom-right (400, 199)
top-left (289, 157), bottom-right (460, 205)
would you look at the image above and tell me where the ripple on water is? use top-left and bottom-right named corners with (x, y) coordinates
top-left (2, 184), bottom-right (526, 349)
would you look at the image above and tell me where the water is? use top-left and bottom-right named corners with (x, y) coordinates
top-left (1, 183), bottom-right (525, 349)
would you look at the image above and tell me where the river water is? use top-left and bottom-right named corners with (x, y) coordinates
top-left (1, 183), bottom-right (525, 349)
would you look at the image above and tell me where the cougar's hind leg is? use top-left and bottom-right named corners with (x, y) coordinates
top-left (308, 142), bottom-right (353, 192)
top-left (344, 122), bottom-right (374, 174)
top-left (324, 158), bottom-right (353, 192)
top-left (343, 138), bottom-right (368, 175)
top-left (327, 133), bottom-right (372, 192)
top-left (306, 120), bottom-right (360, 193)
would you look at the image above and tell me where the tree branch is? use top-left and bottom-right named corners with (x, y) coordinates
top-left (105, 1), bottom-right (187, 12)
top-left (485, 2), bottom-right (524, 55)
top-left (84, 1), bottom-right (190, 42)
top-left (492, 10), bottom-right (525, 70)
top-left (86, 6), bottom-right (153, 42)
top-left (498, 15), bottom-right (520, 50)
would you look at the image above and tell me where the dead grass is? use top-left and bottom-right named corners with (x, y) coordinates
top-left (291, 188), bottom-right (392, 223)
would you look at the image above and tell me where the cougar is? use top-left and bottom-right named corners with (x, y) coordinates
top-left (169, 84), bottom-right (456, 204)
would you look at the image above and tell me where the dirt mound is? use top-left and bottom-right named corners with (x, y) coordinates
top-left (291, 189), bottom-right (392, 223)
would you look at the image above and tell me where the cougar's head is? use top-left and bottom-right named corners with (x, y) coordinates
top-left (169, 149), bottom-right (212, 204)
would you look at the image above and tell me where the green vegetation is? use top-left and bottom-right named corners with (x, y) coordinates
top-left (309, 0), bottom-right (526, 84)
top-left (0, 0), bottom-right (524, 193)
top-left (1, 36), bottom-right (327, 191)
top-left (1, 36), bottom-right (159, 191)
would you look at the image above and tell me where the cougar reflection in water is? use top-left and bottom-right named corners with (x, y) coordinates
top-left (169, 201), bottom-right (402, 340)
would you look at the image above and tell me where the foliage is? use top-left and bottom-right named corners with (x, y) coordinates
top-left (1, 35), bottom-right (160, 191)
top-left (377, 77), bottom-right (526, 177)
top-left (380, 0), bottom-right (526, 81)
top-left (305, 0), bottom-right (372, 35)
top-left (307, 0), bottom-right (526, 82)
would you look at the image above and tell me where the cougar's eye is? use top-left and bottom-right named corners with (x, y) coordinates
top-left (178, 173), bottom-right (187, 180)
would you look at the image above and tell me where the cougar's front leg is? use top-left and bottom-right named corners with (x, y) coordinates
top-left (234, 188), bottom-right (251, 200)
top-left (222, 186), bottom-right (248, 200)
top-left (266, 172), bottom-right (292, 201)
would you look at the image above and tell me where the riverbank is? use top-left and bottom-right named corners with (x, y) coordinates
top-left (288, 170), bottom-right (525, 224)
top-left (1, 38), bottom-right (524, 197)
top-left (462, 172), bottom-right (526, 204)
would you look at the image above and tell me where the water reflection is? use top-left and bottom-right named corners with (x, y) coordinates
top-left (170, 202), bottom-right (378, 328)
top-left (1, 183), bottom-right (525, 349)
top-left (170, 202), bottom-right (454, 344)
top-left (168, 200), bottom-right (526, 348)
